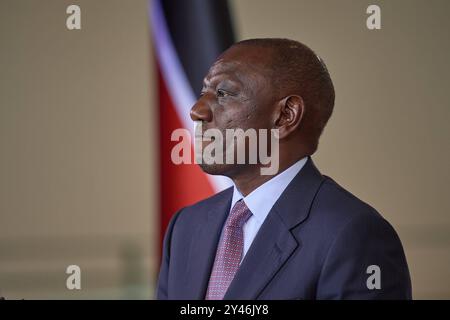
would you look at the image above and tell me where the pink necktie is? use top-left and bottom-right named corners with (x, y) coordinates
top-left (205, 199), bottom-right (252, 300)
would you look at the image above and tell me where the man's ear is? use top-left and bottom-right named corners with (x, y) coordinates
top-left (273, 95), bottom-right (305, 139)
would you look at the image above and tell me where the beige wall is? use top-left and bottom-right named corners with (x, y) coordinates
top-left (0, 0), bottom-right (156, 298)
top-left (0, 0), bottom-right (449, 299)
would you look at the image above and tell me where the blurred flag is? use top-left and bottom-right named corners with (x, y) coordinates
top-left (149, 0), bottom-right (235, 249)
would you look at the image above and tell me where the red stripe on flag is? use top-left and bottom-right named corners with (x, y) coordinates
top-left (157, 65), bottom-right (215, 249)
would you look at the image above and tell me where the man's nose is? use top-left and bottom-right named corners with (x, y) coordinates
top-left (190, 98), bottom-right (213, 122)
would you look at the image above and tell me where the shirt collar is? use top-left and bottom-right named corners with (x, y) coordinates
top-left (230, 157), bottom-right (308, 223)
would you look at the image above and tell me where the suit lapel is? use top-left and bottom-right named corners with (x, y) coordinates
top-left (224, 157), bottom-right (325, 299)
top-left (184, 188), bottom-right (233, 299)
top-left (223, 209), bottom-right (298, 299)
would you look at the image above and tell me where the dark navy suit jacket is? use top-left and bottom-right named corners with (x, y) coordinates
top-left (157, 157), bottom-right (412, 299)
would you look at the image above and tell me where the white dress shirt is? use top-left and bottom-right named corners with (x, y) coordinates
top-left (224, 157), bottom-right (308, 261)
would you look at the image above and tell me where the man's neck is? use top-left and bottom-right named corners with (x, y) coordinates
top-left (231, 157), bottom-right (306, 196)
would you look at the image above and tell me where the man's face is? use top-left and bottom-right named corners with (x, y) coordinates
top-left (190, 45), bottom-right (277, 177)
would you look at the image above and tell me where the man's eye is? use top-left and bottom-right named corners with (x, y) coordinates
top-left (217, 89), bottom-right (229, 98)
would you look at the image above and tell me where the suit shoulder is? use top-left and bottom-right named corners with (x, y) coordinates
top-left (309, 176), bottom-right (406, 264)
top-left (314, 178), bottom-right (411, 299)
top-left (310, 176), bottom-right (390, 233)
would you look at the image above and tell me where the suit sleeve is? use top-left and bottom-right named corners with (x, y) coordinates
top-left (155, 209), bottom-right (182, 300)
top-left (316, 212), bottom-right (412, 299)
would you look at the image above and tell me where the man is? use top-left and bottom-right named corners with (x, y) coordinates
top-left (157, 38), bottom-right (412, 299)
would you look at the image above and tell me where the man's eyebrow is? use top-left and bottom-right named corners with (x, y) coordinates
top-left (202, 75), bottom-right (242, 90)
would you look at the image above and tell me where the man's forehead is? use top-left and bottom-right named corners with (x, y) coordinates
top-left (204, 51), bottom-right (272, 86)
top-left (204, 60), bottom-right (243, 83)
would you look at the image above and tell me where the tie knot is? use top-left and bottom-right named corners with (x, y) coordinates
top-left (227, 200), bottom-right (252, 228)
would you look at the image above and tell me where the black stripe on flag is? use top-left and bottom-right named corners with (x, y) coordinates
top-left (161, 0), bottom-right (236, 96)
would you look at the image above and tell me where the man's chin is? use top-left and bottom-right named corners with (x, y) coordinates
top-left (198, 163), bottom-right (250, 179)
top-left (198, 163), bottom-right (230, 176)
